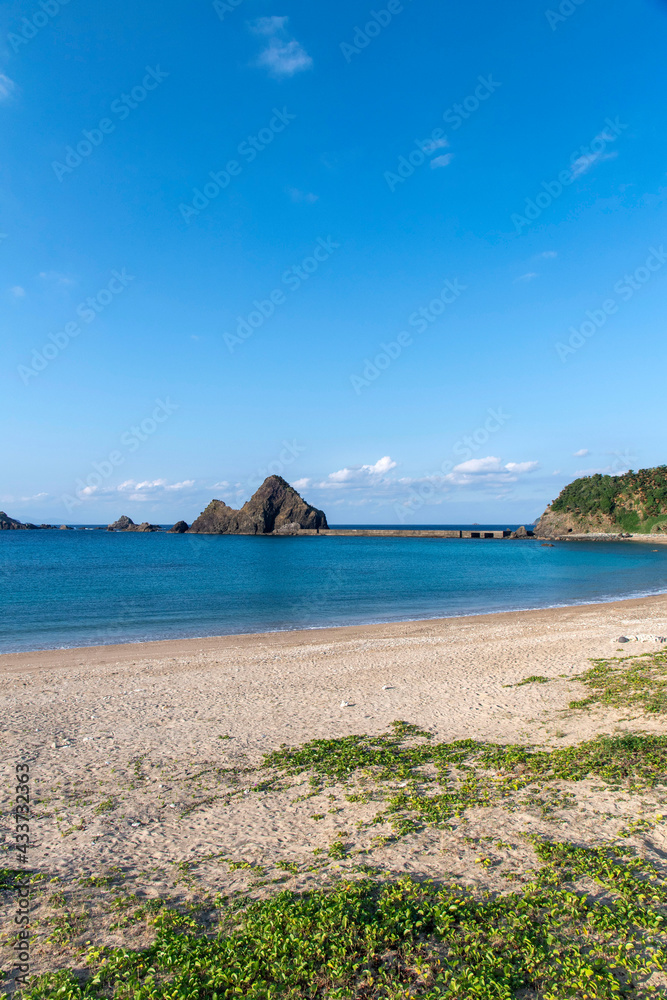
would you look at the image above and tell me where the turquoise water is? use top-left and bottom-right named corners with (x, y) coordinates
top-left (1, 529), bottom-right (666, 653)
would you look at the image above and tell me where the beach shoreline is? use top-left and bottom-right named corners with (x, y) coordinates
top-left (2, 590), bottom-right (666, 669)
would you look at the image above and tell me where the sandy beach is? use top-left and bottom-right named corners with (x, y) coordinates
top-left (2, 593), bottom-right (667, 982)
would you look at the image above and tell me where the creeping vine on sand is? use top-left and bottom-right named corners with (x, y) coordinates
top-left (16, 839), bottom-right (667, 999)
top-left (570, 649), bottom-right (667, 714)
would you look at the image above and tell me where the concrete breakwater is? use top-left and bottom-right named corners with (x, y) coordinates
top-left (299, 528), bottom-right (513, 539)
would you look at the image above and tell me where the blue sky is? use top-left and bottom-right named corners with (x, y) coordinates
top-left (1, 0), bottom-right (666, 525)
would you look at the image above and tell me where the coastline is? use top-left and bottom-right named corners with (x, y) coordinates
top-left (3, 587), bottom-right (667, 664)
top-left (2, 590), bottom-right (666, 672)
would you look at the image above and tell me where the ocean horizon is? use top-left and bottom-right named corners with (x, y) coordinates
top-left (2, 529), bottom-right (666, 655)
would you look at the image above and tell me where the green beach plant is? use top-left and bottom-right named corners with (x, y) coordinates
top-left (261, 722), bottom-right (667, 839)
top-left (16, 839), bottom-right (667, 999)
top-left (570, 650), bottom-right (667, 714)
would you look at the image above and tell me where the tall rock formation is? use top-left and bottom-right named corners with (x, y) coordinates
top-left (189, 476), bottom-right (328, 534)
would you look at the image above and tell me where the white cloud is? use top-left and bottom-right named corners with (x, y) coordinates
top-left (365, 456), bottom-right (396, 476)
top-left (252, 15), bottom-right (288, 34)
top-left (319, 456), bottom-right (398, 488)
top-left (39, 270), bottom-right (76, 286)
top-left (448, 457), bottom-right (538, 477)
top-left (432, 456), bottom-right (539, 487)
top-left (453, 456), bottom-right (504, 474)
top-left (430, 153), bottom-right (454, 169)
top-left (573, 448), bottom-right (589, 457)
top-left (326, 456), bottom-right (397, 485)
top-left (323, 470), bottom-right (351, 485)
top-left (77, 479), bottom-right (196, 502)
top-left (10, 285), bottom-right (25, 298)
top-left (514, 272), bottom-right (537, 283)
top-left (539, 251), bottom-right (558, 259)
top-left (505, 461), bottom-right (539, 474)
top-left (258, 40), bottom-right (312, 77)
top-left (251, 17), bottom-right (312, 78)
top-left (288, 187), bottom-right (318, 203)
top-left (125, 480), bottom-right (195, 501)
top-left (421, 137), bottom-right (449, 154)
top-left (570, 135), bottom-right (618, 179)
top-left (293, 478), bottom-right (310, 489)
top-left (129, 479), bottom-right (194, 493)
top-left (310, 455), bottom-right (539, 501)
top-left (0, 73), bottom-right (16, 102)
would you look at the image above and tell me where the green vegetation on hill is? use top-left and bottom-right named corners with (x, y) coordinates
top-left (550, 466), bottom-right (667, 533)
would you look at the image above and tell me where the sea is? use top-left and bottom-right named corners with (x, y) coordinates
top-left (2, 525), bottom-right (666, 654)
